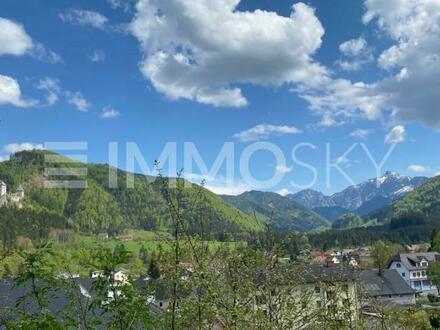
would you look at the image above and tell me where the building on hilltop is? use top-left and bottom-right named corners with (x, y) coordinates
top-left (388, 252), bottom-right (440, 294)
top-left (0, 180), bottom-right (6, 197)
top-left (0, 182), bottom-right (25, 208)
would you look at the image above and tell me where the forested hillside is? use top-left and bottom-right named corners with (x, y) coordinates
top-left (222, 190), bottom-right (330, 232)
top-left (0, 150), bottom-right (263, 242)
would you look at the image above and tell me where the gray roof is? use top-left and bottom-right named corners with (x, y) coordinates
top-left (390, 252), bottom-right (440, 270)
top-left (298, 264), bottom-right (356, 284)
top-left (360, 269), bottom-right (415, 297)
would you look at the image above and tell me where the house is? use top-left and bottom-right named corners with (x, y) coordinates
top-left (113, 268), bottom-right (129, 284)
top-left (388, 252), bottom-right (440, 294)
top-left (310, 251), bottom-right (331, 264)
top-left (97, 233), bottom-right (109, 240)
top-left (297, 264), bottom-right (360, 326)
top-left (90, 270), bottom-right (104, 278)
top-left (359, 269), bottom-right (416, 307)
top-left (90, 268), bottom-right (129, 284)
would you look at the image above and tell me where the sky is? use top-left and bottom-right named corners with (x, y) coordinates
top-left (0, 0), bottom-right (439, 195)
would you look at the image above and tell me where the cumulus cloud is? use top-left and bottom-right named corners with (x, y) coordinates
top-left (101, 106), bottom-right (120, 119)
top-left (36, 78), bottom-right (61, 106)
top-left (408, 164), bottom-right (431, 173)
top-left (89, 49), bottom-right (106, 62)
top-left (350, 128), bottom-right (373, 140)
top-left (233, 124), bottom-right (301, 142)
top-left (130, 1), bottom-right (326, 107)
top-left (275, 165), bottom-right (293, 175)
top-left (0, 18), bottom-right (33, 56)
top-left (336, 37), bottom-right (373, 71)
top-left (361, 0), bottom-right (440, 128)
top-left (297, 78), bottom-right (384, 126)
top-left (0, 17), bottom-right (61, 63)
top-left (66, 91), bottom-right (91, 112)
top-left (0, 75), bottom-right (37, 107)
top-left (293, 1), bottom-right (440, 129)
top-left (385, 125), bottom-right (406, 144)
top-left (4, 143), bottom-right (44, 154)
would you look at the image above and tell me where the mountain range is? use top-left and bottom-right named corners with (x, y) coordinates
top-left (288, 171), bottom-right (429, 214)
top-left (1, 150), bottom-right (438, 237)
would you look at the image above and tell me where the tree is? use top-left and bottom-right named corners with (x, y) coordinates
top-left (148, 257), bottom-right (160, 279)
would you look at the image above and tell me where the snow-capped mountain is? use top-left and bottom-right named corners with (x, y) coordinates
top-left (289, 171), bottom-right (429, 211)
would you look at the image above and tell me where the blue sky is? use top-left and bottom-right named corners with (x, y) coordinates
top-left (0, 0), bottom-right (439, 195)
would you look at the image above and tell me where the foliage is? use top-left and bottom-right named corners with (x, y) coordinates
top-left (332, 213), bottom-right (365, 230)
top-left (0, 150), bottom-right (262, 238)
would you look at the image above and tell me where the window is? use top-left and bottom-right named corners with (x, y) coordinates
top-left (402, 273), bottom-right (405, 277)
top-left (396, 263), bottom-right (401, 268)
top-left (314, 286), bottom-right (321, 294)
top-left (417, 272), bottom-right (421, 277)
top-left (412, 272), bottom-right (417, 277)
top-left (422, 271), bottom-right (426, 277)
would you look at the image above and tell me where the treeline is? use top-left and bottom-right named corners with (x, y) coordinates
top-left (309, 213), bottom-right (440, 250)
top-left (0, 206), bottom-right (68, 250)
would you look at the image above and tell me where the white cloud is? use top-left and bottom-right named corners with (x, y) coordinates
top-left (0, 75), bottom-right (37, 107)
top-left (130, 1), bottom-right (326, 107)
top-left (0, 18), bottom-right (61, 63)
top-left (0, 18), bottom-right (33, 56)
top-left (101, 106), bottom-right (120, 119)
top-left (233, 124), bottom-right (301, 142)
top-left (108, 0), bottom-right (134, 12)
top-left (360, 0), bottom-right (440, 128)
top-left (184, 173), bottom-right (250, 196)
top-left (350, 128), bottom-right (373, 140)
top-left (297, 78), bottom-right (384, 126)
top-left (36, 78), bottom-right (60, 106)
top-left (408, 164), bottom-right (431, 173)
top-left (30, 42), bottom-right (63, 64)
top-left (275, 165), bottom-right (292, 175)
top-left (66, 91), bottom-right (91, 112)
top-left (4, 143), bottom-right (43, 154)
top-left (336, 37), bottom-right (373, 71)
top-left (435, 171), bottom-right (440, 177)
top-left (276, 188), bottom-right (291, 197)
top-left (340, 38), bottom-right (368, 57)
top-left (385, 125), bottom-right (406, 144)
top-left (59, 9), bottom-right (109, 30)
top-left (335, 155), bottom-right (350, 166)
top-left (89, 49), bottom-right (106, 62)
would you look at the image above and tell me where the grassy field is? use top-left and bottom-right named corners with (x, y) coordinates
top-left (77, 230), bottom-right (240, 254)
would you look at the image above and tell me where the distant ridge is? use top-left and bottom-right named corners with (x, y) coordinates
top-left (288, 171), bottom-right (429, 215)
top-left (221, 190), bottom-right (330, 233)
